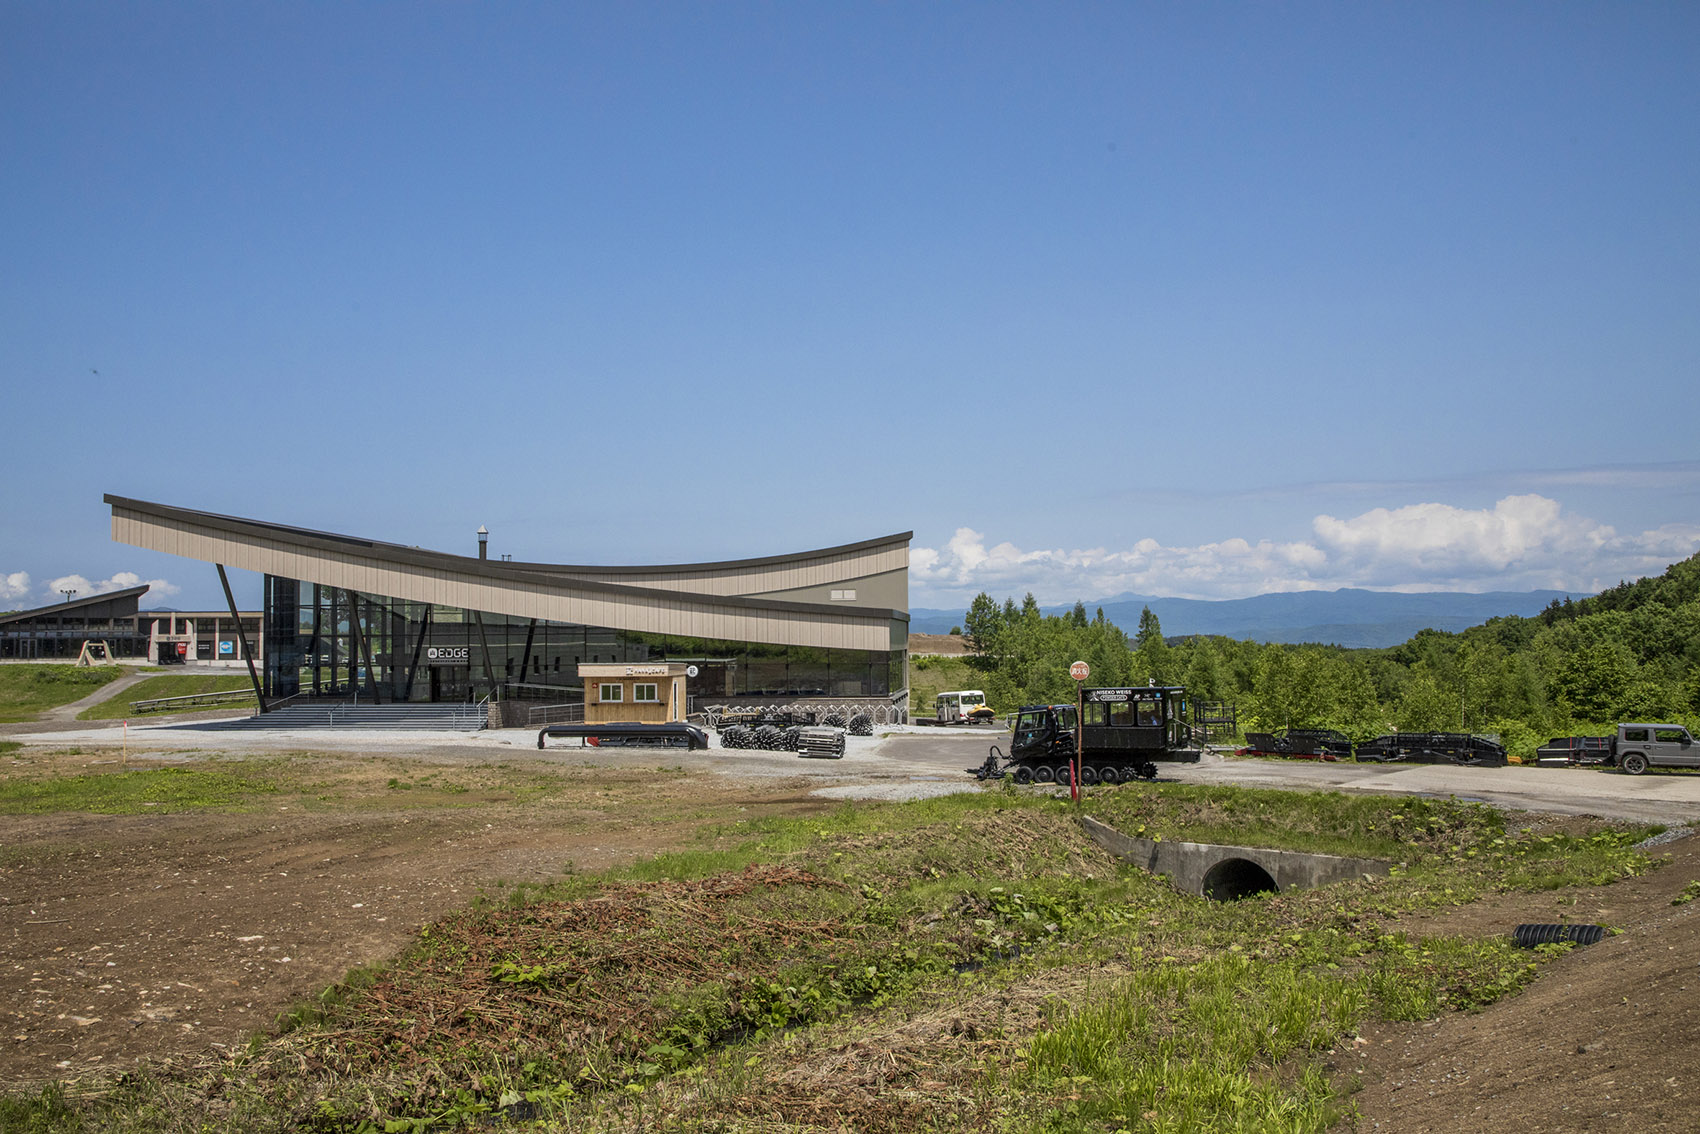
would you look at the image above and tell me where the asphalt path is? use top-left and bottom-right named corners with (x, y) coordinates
top-left (11, 719), bottom-right (1700, 825)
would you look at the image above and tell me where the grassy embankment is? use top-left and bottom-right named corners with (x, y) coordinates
top-left (0, 760), bottom-right (1660, 1134)
top-left (0, 665), bottom-right (127, 723)
top-left (76, 673), bottom-right (255, 720)
top-left (909, 654), bottom-right (987, 716)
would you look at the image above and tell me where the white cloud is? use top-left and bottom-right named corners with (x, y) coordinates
top-left (912, 496), bottom-right (1700, 606)
top-left (0, 572), bottom-right (30, 605)
top-left (43, 572), bottom-right (181, 603)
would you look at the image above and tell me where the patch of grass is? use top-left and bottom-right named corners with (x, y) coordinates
top-left (78, 673), bottom-right (255, 720)
top-left (0, 740), bottom-right (20, 757)
top-left (0, 762), bottom-right (284, 815)
top-left (0, 664), bottom-right (126, 723)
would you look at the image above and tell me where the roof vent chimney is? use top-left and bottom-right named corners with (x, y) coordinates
top-left (477, 525), bottom-right (488, 561)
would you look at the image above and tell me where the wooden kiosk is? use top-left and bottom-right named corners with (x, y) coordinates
top-left (578, 662), bottom-right (691, 724)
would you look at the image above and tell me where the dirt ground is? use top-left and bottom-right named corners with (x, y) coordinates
top-left (4, 738), bottom-right (1700, 1133)
top-left (1335, 830), bottom-right (1700, 1132)
top-left (907, 632), bottom-right (970, 656)
top-left (0, 751), bottom-right (834, 1088)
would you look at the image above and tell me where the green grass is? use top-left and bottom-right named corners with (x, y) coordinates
top-left (3, 783), bottom-right (1659, 1133)
top-left (78, 673), bottom-right (255, 720)
top-left (0, 762), bottom-right (284, 815)
top-left (0, 753), bottom-right (692, 818)
top-left (0, 664), bottom-right (127, 723)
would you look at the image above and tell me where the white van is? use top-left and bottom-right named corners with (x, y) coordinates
top-left (936, 689), bottom-right (992, 723)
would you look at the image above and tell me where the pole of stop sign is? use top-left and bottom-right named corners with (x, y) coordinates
top-left (1069, 660), bottom-right (1089, 802)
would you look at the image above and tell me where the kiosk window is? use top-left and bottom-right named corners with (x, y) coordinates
top-left (633, 683), bottom-right (659, 703)
top-left (598, 683), bottom-right (623, 703)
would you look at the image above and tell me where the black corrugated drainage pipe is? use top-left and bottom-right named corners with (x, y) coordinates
top-left (1511, 923), bottom-right (1607, 948)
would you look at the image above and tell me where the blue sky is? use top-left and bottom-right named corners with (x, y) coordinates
top-left (3, 2), bottom-right (1698, 614)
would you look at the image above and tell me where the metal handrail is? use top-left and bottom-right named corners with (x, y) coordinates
top-left (527, 702), bottom-right (584, 726)
top-left (130, 689), bottom-right (257, 713)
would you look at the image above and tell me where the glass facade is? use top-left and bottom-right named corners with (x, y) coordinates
top-left (263, 576), bottom-right (907, 705)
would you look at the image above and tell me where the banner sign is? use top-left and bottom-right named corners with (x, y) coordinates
top-left (1085, 688), bottom-right (1153, 703)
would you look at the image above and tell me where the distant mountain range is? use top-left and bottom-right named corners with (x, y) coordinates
top-left (908, 588), bottom-right (1583, 649)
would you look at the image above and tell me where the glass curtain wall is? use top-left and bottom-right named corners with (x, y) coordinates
top-left (262, 576), bottom-right (906, 704)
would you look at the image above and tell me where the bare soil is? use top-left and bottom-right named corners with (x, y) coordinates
top-left (907, 633), bottom-right (971, 657)
top-left (1335, 830), bottom-right (1700, 1132)
top-left (0, 751), bottom-right (833, 1088)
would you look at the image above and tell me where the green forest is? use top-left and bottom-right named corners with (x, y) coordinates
top-left (941, 551), bottom-right (1700, 760)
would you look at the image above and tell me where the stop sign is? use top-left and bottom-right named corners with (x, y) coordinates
top-left (1070, 660), bottom-right (1090, 681)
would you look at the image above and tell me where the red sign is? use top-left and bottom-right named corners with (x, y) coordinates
top-left (1070, 660), bottom-right (1089, 681)
top-left (176, 642), bottom-right (188, 656)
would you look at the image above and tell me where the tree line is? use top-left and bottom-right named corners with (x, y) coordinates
top-left (951, 552), bottom-right (1700, 758)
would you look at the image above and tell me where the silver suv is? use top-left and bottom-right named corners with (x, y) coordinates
top-left (1613, 723), bottom-right (1699, 775)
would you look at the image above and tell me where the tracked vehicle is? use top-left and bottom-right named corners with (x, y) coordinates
top-left (968, 684), bottom-right (1201, 785)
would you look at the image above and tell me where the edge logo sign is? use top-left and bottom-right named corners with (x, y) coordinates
top-left (426, 646), bottom-right (470, 666)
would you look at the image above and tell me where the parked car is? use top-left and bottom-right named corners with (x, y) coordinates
top-left (1613, 722), bottom-right (1699, 775)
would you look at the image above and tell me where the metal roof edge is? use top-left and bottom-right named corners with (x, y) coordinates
top-left (0, 584), bottom-right (150, 625)
top-left (104, 496), bottom-right (910, 624)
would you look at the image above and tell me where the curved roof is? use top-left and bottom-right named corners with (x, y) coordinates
top-left (105, 495), bottom-right (909, 652)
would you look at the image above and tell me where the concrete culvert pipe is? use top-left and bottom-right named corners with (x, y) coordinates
top-left (1201, 857), bottom-right (1279, 902)
top-left (1512, 923), bottom-right (1607, 948)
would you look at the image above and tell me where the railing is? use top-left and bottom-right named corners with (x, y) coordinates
top-left (700, 693), bottom-right (910, 729)
top-left (130, 689), bottom-right (258, 714)
top-left (501, 681), bottom-right (583, 702)
top-left (528, 702), bottom-right (585, 727)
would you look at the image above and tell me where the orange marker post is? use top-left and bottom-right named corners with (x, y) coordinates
top-left (1068, 661), bottom-right (1089, 802)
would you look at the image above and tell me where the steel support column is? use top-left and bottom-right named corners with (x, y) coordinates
top-left (217, 564), bottom-right (267, 714)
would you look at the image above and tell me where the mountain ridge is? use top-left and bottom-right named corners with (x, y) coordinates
top-left (908, 587), bottom-right (1583, 648)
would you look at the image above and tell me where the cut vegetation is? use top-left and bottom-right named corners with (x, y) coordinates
top-left (3, 774), bottom-right (1661, 1134)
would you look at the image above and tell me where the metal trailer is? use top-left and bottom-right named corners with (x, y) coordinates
top-left (538, 722), bottom-right (710, 750)
top-left (1354, 732), bottom-right (1507, 767)
top-left (968, 684), bottom-right (1202, 785)
top-left (1239, 728), bottom-right (1353, 761)
top-left (1534, 735), bottom-right (1613, 766)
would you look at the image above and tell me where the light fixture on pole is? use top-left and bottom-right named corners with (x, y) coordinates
top-left (61, 589), bottom-right (77, 604)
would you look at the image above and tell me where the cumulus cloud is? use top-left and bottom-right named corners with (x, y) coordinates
top-left (911, 496), bottom-right (1700, 606)
top-left (0, 572), bottom-right (30, 605)
top-left (43, 572), bottom-right (180, 603)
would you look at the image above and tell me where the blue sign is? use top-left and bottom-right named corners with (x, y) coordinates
top-left (218, 641), bottom-right (234, 656)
